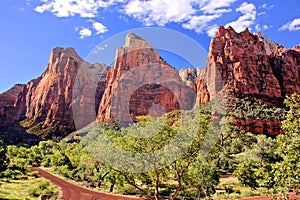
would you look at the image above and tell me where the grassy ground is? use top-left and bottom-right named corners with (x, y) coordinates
top-left (213, 175), bottom-right (268, 199)
top-left (0, 172), bottom-right (60, 200)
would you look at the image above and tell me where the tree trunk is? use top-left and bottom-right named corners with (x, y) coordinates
top-left (124, 174), bottom-right (154, 200)
top-left (170, 174), bottom-right (182, 200)
top-left (154, 170), bottom-right (159, 200)
top-left (110, 183), bottom-right (115, 192)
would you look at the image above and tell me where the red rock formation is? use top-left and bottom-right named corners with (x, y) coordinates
top-left (269, 45), bottom-right (300, 99)
top-left (233, 118), bottom-right (282, 136)
top-left (0, 48), bottom-right (109, 142)
top-left (1, 27), bottom-right (299, 142)
top-left (196, 26), bottom-right (300, 135)
top-left (0, 84), bottom-right (26, 128)
top-left (179, 68), bottom-right (199, 91)
top-left (197, 26), bottom-right (282, 106)
top-left (254, 31), bottom-right (279, 55)
top-left (97, 32), bottom-right (195, 125)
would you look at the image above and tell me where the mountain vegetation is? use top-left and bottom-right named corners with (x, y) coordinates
top-left (1, 93), bottom-right (300, 199)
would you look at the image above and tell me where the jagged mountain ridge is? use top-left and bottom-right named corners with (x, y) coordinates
top-left (0, 48), bottom-right (109, 144)
top-left (1, 27), bottom-right (300, 144)
top-left (197, 26), bottom-right (300, 135)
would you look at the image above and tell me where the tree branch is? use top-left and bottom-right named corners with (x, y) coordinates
top-left (123, 174), bottom-right (154, 200)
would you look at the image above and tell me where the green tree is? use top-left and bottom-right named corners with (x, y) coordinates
top-left (184, 155), bottom-right (219, 198)
top-left (272, 93), bottom-right (300, 195)
top-left (83, 107), bottom-right (216, 200)
top-left (0, 140), bottom-right (9, 172)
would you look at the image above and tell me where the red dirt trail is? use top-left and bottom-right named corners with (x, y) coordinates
top-left (31, 167), bottom-right (143, 200)
top-left (31, 167), bottom-right (300, 200)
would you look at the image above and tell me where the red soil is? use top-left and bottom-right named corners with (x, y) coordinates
top-left (31, 167), bottom-right (143, 200)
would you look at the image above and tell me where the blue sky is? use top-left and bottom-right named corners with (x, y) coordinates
top-left (0, 0), bottom-right (300, 93)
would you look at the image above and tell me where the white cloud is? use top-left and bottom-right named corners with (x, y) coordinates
top-left (226, 2), bottom-right (256, 32)
top-left (122, 0), bottom-right (239, 33)
top-left (34, 0), bottom-right (264, 37)
top-left (279, 18), bottom-right (300, 31)
top-left (255, 24), bottom-right (271, 32)
top-left (257, 11), bottom-right (266, 16)
top-left (200, 0), bottom-right (238, 14)
top-left (34, 0), bottom-right (123, 18)
top-left (206, 24), bottom-right (219, 37)
top-left (260, 3), bottom-right (273, 9)
top-left (92, 22), bottom-right (108, 34)
top-left (79, 28), bottom-right (92, 39)
top-left (182, 14), bottom-right (221, 33)
top-left (123, 0), bottom-right (197, 26)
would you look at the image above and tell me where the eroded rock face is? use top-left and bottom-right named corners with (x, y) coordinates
top-left (196, 26), bottom-right (300, 135)
top-left (269, 45), bottom-right (300, 99)
top-left (233, 118), bottom-right (282, 136)
top-left (197, 26), bottom-right (282, 105)
top-left (0, 48), bottom-right (109, 141)
top-left (97, 33), bottom-right (196, 124)
top-left (0, 84), bottom-right (26, 128)
top-left (179, 68), bottom-right (199, 91)
top-left (254, 31), bottom-right (279, 55)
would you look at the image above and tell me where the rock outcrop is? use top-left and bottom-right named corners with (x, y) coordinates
top-left (0, 84), bottom-right (26, 128)
top-left (269, 45), bottom-right (300, 99)
top-left (97, 33), bottom-right (195, 125)
top-left (0, 48), bottom-right (109, 143)
top-left (1, 27), bottom-right (300, 143)
top-left (254, 31), bottom-right (279, 55)
top-left (179, 68), bottom-right (199, 91)
top-left (196, 26), bottom-right (300, 135)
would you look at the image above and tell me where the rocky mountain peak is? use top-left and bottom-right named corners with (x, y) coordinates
top-left (1, 27), bottom-right (300, 144)
top-left (293, 45), bottom-right (300, 52)
top-left (49, 47), bottom-right (81, 63)
top-left (124, 32), bottom-right (152, 50)
top-left (254, 31), bottom-right (279, 54)
top-left (97, 32), bottom-right (195, 124)
top-left (46, 47), bottom-right (83, 75)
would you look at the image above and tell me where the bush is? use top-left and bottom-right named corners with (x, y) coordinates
top-left (118, 184), bottom-right (138, 195)
top-left (28, 179), bottom-right (58, 198)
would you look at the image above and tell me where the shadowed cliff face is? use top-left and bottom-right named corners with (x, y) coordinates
top-left (0, 84), bottom-right (26, 128)
top-left (196, 26), bottom-right (300, 135)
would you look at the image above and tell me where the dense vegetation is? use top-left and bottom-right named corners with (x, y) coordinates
top-left (0, 94), bottom-right (300, 199)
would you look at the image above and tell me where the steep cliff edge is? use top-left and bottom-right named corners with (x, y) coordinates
top-left (1, 27), bottom-right (300, 143)
top-left (196, 26), bottom-right (300, 135)
top-left (97, 33), bottom-right (195, 125)
top-left (0, 48), bottom-right (109, 143)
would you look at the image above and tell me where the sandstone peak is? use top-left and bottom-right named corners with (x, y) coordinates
top-left (97, 32), bottom-right (195, 124)
top-left (293, 45), bottom-right (300, 52)
top-left (50, 47), bottom-right (81, 62)
top-left (254, 31), bottom-right (279, 54)
top-left (124, 32), bottom-right (152, 50)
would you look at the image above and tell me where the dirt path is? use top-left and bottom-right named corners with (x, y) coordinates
top-left (239, 193), bottom-right (300, 200)
top-left (31, 167), bottom-right (143, 200)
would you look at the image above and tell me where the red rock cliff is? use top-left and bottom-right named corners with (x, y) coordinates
top-left (0, 47), bottom-right (109, 141)
top-left (0, 84), bottom-right (26, 128)
top-left (196, 26), bottom-right (300, 135)
top-left (97, 33), bottom-right (195, 125)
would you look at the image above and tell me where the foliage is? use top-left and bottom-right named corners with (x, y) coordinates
top-left (0, 172), bottom-right (59, 200)
top-left (184, 155), bottom-right (220, 198)
top-left (0, 140), bottom-right (9, 173)
top-left (227, 98), bottom-right (286, 120)
top-left (83, 106), bottom-right (218, 200)
top-left (28, 179), bottom-right (58, 197)
top-left (4, 94), bottom-right (300, 199)
top-left (272, 93), bottom-right (300, 195)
